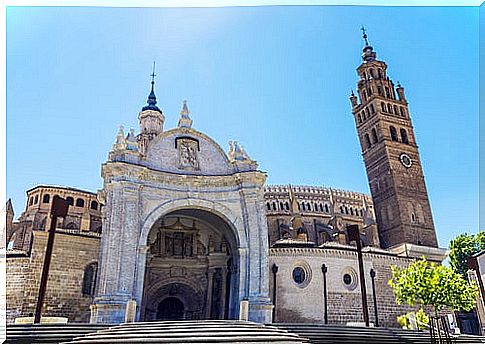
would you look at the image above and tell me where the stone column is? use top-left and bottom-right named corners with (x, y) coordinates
top-left (205, 268), bottom-right (215, 318)
top-left (219, 267), bottom-right (228, 319)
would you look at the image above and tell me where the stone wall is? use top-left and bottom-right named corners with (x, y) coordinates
top-left (269, 246), bottom-right (418, 327)
top-left (6, 230), bottom-right (100, 324)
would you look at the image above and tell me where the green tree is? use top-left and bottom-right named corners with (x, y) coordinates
top-left (449, 231), bottom-right (485, 279)
top-left (389, 258), bottom-right (478, 317)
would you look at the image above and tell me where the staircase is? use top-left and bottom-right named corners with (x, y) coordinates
top-left (64, 320), bottom-right (308, 343)
top-left (275, 323), bottom-right (485, 344)
top-left (6, 323), bottom-right (110, 344)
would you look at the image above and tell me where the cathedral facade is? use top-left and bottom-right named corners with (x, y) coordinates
top-left (5, 35), bottom-right (448, 327)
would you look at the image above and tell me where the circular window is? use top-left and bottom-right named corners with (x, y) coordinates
top-left (291, 261), bottom-right (312, 288)
top-left (293, 267), bottom-right (306, 284)
top-left (342, 267), bottom-right (358, 291)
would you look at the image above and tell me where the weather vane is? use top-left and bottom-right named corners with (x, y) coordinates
top-left (361, 25), bottom-right (369, 46)
top-left (150, 61), bottom-right (156, 84)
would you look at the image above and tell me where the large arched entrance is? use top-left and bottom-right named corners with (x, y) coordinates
top-left (141, 208), bottom-right (239, 321)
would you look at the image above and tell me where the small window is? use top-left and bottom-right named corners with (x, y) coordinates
top-left (285, 202), bottom-right (289, 211)
top-left (42, 194), bottom-right (50, 203)
top-left (293, 267), bottom-right (306, 284)
top-left (367, 87), bottom-right (372, 96)
top-left (370, 104), bottom-right (375, 114)
top-left (358, 114), bottom-right (362, 124)
top-left (267, 203), bottom-right (271, 211)
top-left (319, 204), bottom-right (324, 212)
top-left (325, 204), bottom-right (329, 213)
top-left (393, 105), bottom-right (398, 115)
top-left (76, 198), bottom-right (85, 207)
top-left (365, 134), bottom-right (372, 149)
top-left (362, 90), bottom-right (367, 101)
top-left (90, 200), bottom-right (98, 210)
top-left (301, 203), bottom-right (306, 211)
top-left (280, 202), bottom-right (284, 210)
top-left (369, 69), bottom-right (375, 79)
top-left (390, 126), bottom-right (399, 141)
top-left (345, 207), bottom-right (349, 215)
top-left (362, 111), bottom-right (366, 120)
top-left (350, 208), bottom-right (354, 216)
top-left (343, 274), bottom-right (352, 285)
top-left (377, 68), bottom-right (383, 79)
top-left (400, 128), bottom-right (409, 144)
top-left (272, 202), bottom-right (277, 211)
top-left (82, 263), bottom-right (98, 296)
top-left (400, 107), bottom-right (406, 117)
top-left (29, 197), bottom-right (33, 206)
top-left (34, 195), bottom-right (39, 204)
top-left (66, 197), bottom-right (74, 206)
top-left (371, 128), bottom-right (378, 144)
top-left (340, 206), bottom-right (344, 214)
top-left (387, 103), bottom-right (393, 113)
top-left (381, 102), bottom-right (386, 112)
top-left (377, 86), bottom-right (383, 96)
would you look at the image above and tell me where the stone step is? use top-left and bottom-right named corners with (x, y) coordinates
top-left (6, 324), bottom-right (111, 344)
top-left (66, 321), bottom-right (309, 344)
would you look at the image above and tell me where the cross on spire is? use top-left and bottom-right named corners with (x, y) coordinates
top-left (361, 25), bottom-right (369, 46)
top-left (150, 61), bottom-right (156, 84)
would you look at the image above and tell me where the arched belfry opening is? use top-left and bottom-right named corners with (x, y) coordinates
top-left (141, 208), bottom-right (239, 321)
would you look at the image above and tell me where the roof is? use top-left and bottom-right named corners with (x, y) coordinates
top-left (472, 250), bottom-right (485, 259)
top-left (26, 185), bottom-right (97, 196)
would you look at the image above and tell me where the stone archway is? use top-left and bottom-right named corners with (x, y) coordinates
top-left (140, 208), bottom-right (239, 321)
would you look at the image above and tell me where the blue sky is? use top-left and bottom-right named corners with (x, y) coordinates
top-left (6, 5), bottom-right (480, 247)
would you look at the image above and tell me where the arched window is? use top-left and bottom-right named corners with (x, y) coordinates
top-left (350, 208), bottom-right (354, 216)
top-left (370, 104), bottom-right (375, 114)
top-left (385, 87), bottom-right (391, 98)
top-left (390, 126), bottom-right (399, 141)
top-left (267, 203), bottom-right (271, 211)
top-left (367, 87), bottom-right (372, 96)
top-left (400, 128), bottom-right (409, 144)
top-left (314, 203), bottom-right (318, 211)
top-left (82, 262), bottom-right (98, 296)
top-left (42, 194), bottom-right (50, 203)
top-left (66, 222), bottom-right (79, 230)
top-left (369, 69), bottom-right (375, 79)
top-left (358, 114), bottom-right (362, 124)
top-left (377, 86), bottom-right (383, 96)
top-left (400, 107), bottom-right (406, 117)
top-left (272, 202), bottom-right (277, 211)
top-left (307, 202), bottom-right (311, 211)
top-left (365, 134), bottom-right (372, 149)
top-left (29, 197), bottom-right (33, 206)
top-left (340, 206), bottom-right (344, 214)
top-left (66, 197), bottom-right (74, 206)
top-left (377, 68), bottom-right (383, 79)
top-left (279, 202), bottom-right (284, 210)
top-left (362, 111), bottom-right (366, 120)
top-left (34, 195), bottom-right (39, 204)
top-left (319, 204), bottom-right (324, 212)
top-left (387, 103), bottom-right (393, 113)
top-left (76, 198), bottom-right (85, 207)
top-left (362, 90), bottom-right (367, 101)
top-left (371, 128), bottom-right (378, 144)
top-left (381, 102), bottom-right (386, 112)
top-left (345, 207), bottom-right (349, 215)
top-left (285, 202), bottom-right (289, 211)
top-left (325, 204), bottom-right (329, 213)
top-left (301, 203), bottom-right (306, 211)
top-left (90, 200), bottom-right (98, 210)
top-left (393, 105), bottom-right (398, 115)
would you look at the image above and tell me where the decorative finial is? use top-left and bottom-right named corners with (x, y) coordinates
top-left (361, 25), bottom-right (369, 46)
top-left (397, 81), bottom-right (402, 88)
top-left (178, 99), bottom-right (193, 128)
top-left (351, 89), bottom-right (355, 97)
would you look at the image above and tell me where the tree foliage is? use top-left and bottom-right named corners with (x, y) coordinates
top-left (389, 258), bottom-right (478, 316)
top-left (449, 231), bottom-right (485, 279)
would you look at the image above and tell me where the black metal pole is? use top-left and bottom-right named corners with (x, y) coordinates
top-left (321, 263), bottom-right (328, 324)
top-left (34, 196), bottom-right (69, 324)
top-left (370, 268), bottom-right (379, 327)
top-left (347, 224), bottom-right (370, 327)
top-left (272, 264), bottom-right (278, 323)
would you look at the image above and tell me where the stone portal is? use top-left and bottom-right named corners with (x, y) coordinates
top-left (141, 209), bottom-right (238, 321)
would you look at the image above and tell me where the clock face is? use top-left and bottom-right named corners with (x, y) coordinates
top-left (399, 153), bottom-right (412, 168)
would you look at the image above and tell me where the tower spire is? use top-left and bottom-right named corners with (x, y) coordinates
top-left (361, 25), bottom-right (369, 46)
top-left (360, 26), bottom-right (376, 62)
top-left (142, 61), bottom-right (162, 113)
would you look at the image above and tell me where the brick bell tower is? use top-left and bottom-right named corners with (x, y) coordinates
top-left (349, 28), bottom-right (438, 249)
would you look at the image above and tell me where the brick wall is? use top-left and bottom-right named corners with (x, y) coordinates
top-left (6, 230), bottom-right (100, 324)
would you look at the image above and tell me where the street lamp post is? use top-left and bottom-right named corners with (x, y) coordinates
top-left (370, 268), bottom-right (379, 327)
top-left (34, 195), bottom-right (70, 324)
top-left (321, 263), bottom-right (328, 324)
top-left (347, 224), bottom-right (370, 327)
top-left (271, 263), bottom-right (278, 323)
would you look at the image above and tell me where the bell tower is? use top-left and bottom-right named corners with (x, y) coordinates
top-left (350, 28), bottom-right (438, 249)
